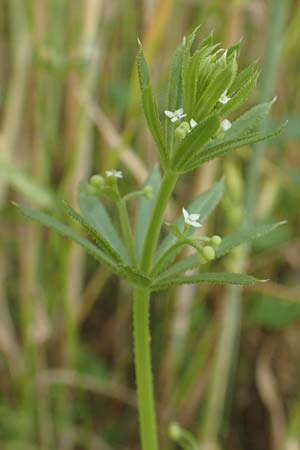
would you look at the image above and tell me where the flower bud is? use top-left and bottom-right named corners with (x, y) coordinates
top-left (89, 174), bottom-right (105, 187)
top-left (175, 121), bottom-right (190, 139)
top-left (211, 235), bottom-right (222, 247)
top-left (143, 185), bottom-right (153, 199)
top-left (202, 246), bottom-right (215, 261)
top-left (168, 423), bottom-right (181, 440)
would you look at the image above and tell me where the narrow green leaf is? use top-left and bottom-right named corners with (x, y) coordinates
top-left (180, 123), bottom-right (286, 173)
top-left (182, 26), bottom-right (201, 113)
top-left (78, 181), bottom-right (127, 261)
top-left (63, 201), bottom-right (123, 264)
top-left (135, 168), bottom-right (161, 261)
top-left (220, 69), bottom-right (260, 116)
top-left (222, 100), bottom-right (275, 141)
top-left (137, 43), bottom-right (169, 168)
top-left (158, 220), bottom-right (286, 280)
top-left (228, 62), bottom-right (258, 97)
top-left (151, 272), bottom-right (260, 292)
top-left (193, 53), bottom-right (237, 121)
top-left (14, 204), bottom-right (151, 287)
top-left (215, 221), bottom-right (286, 258)
top-left (155, 180), bottom-right (224, 264)
top-left (166, 40), bottom-right (185, 153)
top-left (172, 113), bottom-right (220, 170)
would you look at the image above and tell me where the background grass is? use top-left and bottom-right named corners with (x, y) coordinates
top-left (0, 1), bottom-right (300, 449)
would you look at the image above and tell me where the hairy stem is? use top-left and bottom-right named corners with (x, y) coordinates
top-left (133, 170), bottom-right (178, 450)
top-left (133, 288), bottom-right (158, 450)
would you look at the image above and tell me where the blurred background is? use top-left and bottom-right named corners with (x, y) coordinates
top-left (0, 0), bottom-right (299, 449)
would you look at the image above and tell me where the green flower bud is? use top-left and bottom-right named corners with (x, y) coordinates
top-left (89, 174), bottom-right (105, 187)
top-left (211, 235), bottom-right (222, 247)
top-left (175, 121), bottom-right (190, 139)
top-left (202, 246), bottom-right (215, 261)
top-left (168, 423), bottom-right (181, 440)
top-left (143, 185), bottom-right (153, 199)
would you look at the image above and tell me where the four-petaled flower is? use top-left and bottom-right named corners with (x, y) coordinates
top-left (106, 169), bottom-right (123, 179)
top-left (164, 108), bottom-right (186, 123)
top-left (182, 208), bottom-right (202, 228)
top-left (220, 119), bottom-right (232, 132)
top-left (219, 90), bottom-right (231, 105)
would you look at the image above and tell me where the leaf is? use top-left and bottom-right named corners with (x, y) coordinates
top-left (220, 68), bottom-right (259, 116)
top-left (171, 113), bottom-right (220, 170)
top-left (135, 168), bottom-right (161, 261)
top-left (228, 62), bottom-right (258, 96)
top-left (215, 221), bottom-right (286, 258)
top-left (180, 123), bottom-right (286, 173)
top-left (14, 204), bottom-right (151, 288)
top-left (63, 201), bottom-right (123, 264)
top-left (154, 180), bottom-right (224, 265)
top-left (182, 26), bottom-right (201, 113)
top-left (158, 220), bottom-right (286, 280)
top-left (166, 39), bottom-right (185, 154)
top-left (151, 272), bottom-right (260, 292)
top-left (193, 53), bottom-right (237, 121)
top-left (137, 42), bottom-right (169, 168)
top-left (78, 181), bottom-right (127, 261)
top-left (222, 100), bottom-right (275, 141)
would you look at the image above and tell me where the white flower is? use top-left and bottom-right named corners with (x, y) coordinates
top-left (219, 90), bottom-right (231, 105)
top-left (190, 118), bottom-right (197, 129)
top-left (186, 118), bottom-right (197, 134)
top-left (220, 119), bottom-right (232, 132)
top-left (106, 169), bottom-right (123, 179)
top-left (182, 208), bottom-right (202, 228)
top-left (164, 108), bottom-right (186, 123)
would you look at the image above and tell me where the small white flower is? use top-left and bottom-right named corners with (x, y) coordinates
top-left (106, 169), bottom-right (123, 179)
top-left (190, 118), bottom-right (197, 129)
top-left (220, 119), bottom-right (232, 132)
top-left (219, 90), bottom-right (231, 105)
top-left (164, 108), bottom-right (187, 123)
top-left (182, 208), bottom-right (202, 228)
top-left (186, 118), bottom-right (197, 134)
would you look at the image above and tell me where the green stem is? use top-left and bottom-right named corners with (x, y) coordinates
top-left (118, 199), bottom-right (137, 266)
top-left (133, 171), bottom-right (177, 450)
top-left (140, 171), bottom-right (178, 273)
top-left (133, 288), bottom-right (158, 450)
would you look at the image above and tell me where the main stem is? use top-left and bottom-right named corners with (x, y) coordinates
top-left (133, 171), bottom-right (178, 450)
top-left (133, 288), bottom-right (158, 450)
